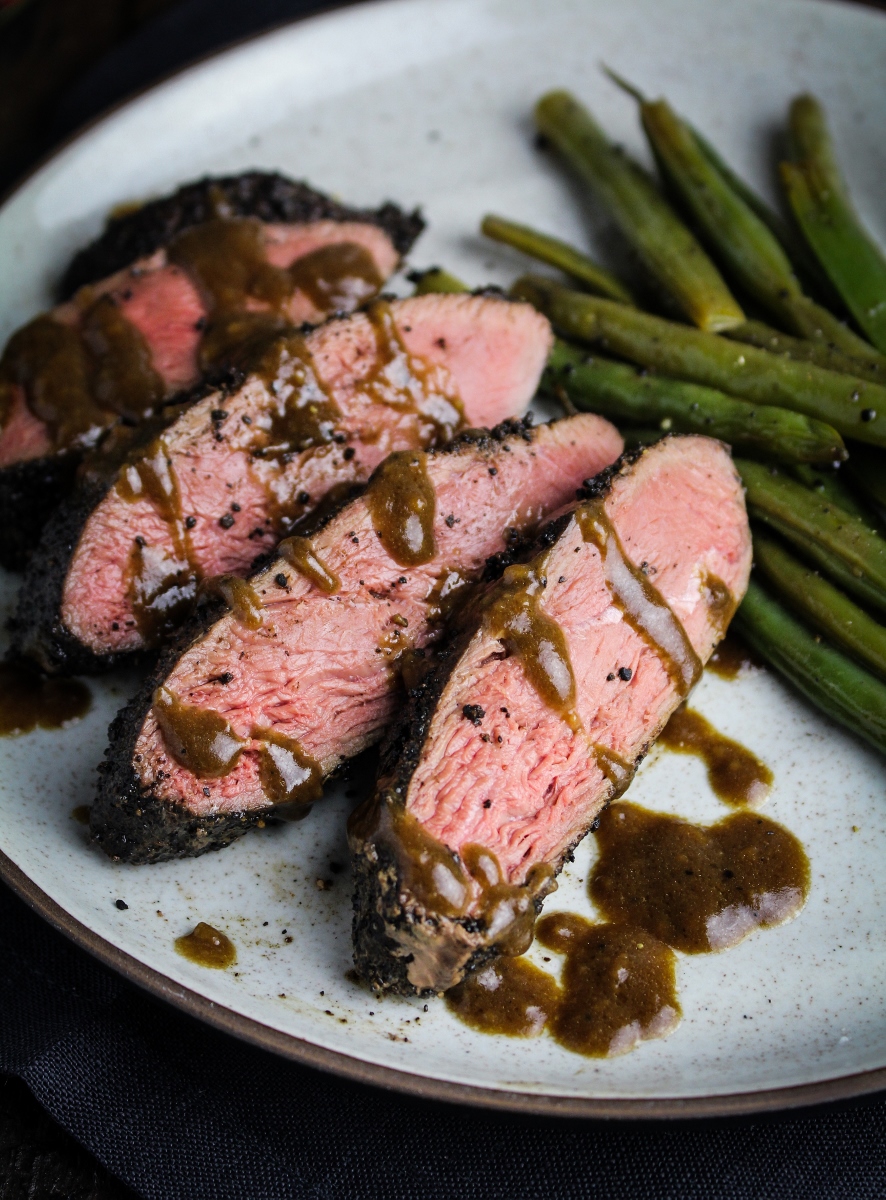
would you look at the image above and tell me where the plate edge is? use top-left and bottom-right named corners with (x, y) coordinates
top-left (1, 0), bottom-right (885, 1123)
top-left (3, 847), bottom-right (885, 1119)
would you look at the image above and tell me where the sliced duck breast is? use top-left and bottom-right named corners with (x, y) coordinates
top-left (14, 293), bottom-right (553, 672)
top-left (90, 413), bottom-right (623, 863)
top-left (350, 435), bottom-right (752, 996)
top-left (0, 173), bottom-right (421, 568)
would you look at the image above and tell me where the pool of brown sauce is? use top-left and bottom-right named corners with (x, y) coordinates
top-left (0, 661), bottom-right (91, 737)
top-left (174, 922), bottom-right (236, 969)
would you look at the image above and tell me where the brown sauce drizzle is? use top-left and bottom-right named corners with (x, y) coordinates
top-left (484, 559), bottom-right (580, 733)
top-left (365, 450), bottom-right (437, 566)
top-left (288, 242), bottom-right (383, 312)
top-left (446, 915), bottom-right (679, 1057)
top-left (174, 922), bottom-right (236, 969)
top-left (255, 727), bottom-right (323, 811)
top-left (349, 792), bottom-right (554, 954)
top-left (278, 535), bottom-right (341, 593)
top-left (152, 688), bottom-right (325, 809)
top-left (202, 574), bottom-right (264, 630)
top-left (0, 661), bottom-right (91, 736)
top-left (363, 299), bottom-right (464, 443)
top-left (589, 801), bottom-right (810, 953)
top-left (79, 294), bottom-right (165, 418)
top-left (0, 315), bottom-right (104, 450)
top-left (116, 434), bottom-right (198, 640)
top-left (425, 567), bottom-right (473, 625)
top-left (153, 686), bottom-right (245, 778)
top-left (659, 706), bottom-right (773, 807)
top-left (577, 501), bottom-right (702, 696)
top-left (701, 573), bottom-right (738, 638)
top-left (593, 744), bottom-right (635, 798)
top-left (707, 635), bottom-right (760, 680)
top-left (249, 331), bottom-right (341, 456)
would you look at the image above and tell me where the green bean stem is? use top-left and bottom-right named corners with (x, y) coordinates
top-left (737, 458), bottom-right (886, 615)
top-left (480, 214), bottom-right (634, 304)
top-left (782, 95), bottom-right (886, 355)
top-left (753, 532), bottom-right (886, 682)
top-left (512, 275), bottom-right (886, 448)
top-left (534, 90), bottom-right (745, 332)
top-left (734, 579), bottom-right (886, 756)
top-left (544, 341), bottom-right (845, 463)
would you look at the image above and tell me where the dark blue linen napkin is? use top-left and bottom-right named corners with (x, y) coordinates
top-left (2, 879), bottom-right (886, 1200)
top-left (2, 1), bottom-right (886, 1196)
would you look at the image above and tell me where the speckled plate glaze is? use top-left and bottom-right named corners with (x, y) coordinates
top-left (2, 0), bottom-right (886, 1118)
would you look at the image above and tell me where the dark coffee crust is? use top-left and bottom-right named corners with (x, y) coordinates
top-left (0, 452), bottom-right (81, 572)
top-left (351, 446), bottom-right (652, 995)
top-left (9, 375), bottom-right (241, 675)
top-left (90, 606), bottom-right (276, 864)
top-left (60, 172), bottom-right (425, 299)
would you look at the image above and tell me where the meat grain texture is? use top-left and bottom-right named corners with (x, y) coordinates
top-left (0, 173), bottom-right (421, 568)
top-left (350, 435), bottom-right (752, 996)
top-left (14, 293), bottom-right (552, 673)
top-left (91, 413), bottom-right (622, 863)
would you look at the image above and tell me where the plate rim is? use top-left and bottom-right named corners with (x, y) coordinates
top-left (4, 846), bottom-right (886, 1119)
top-left (2, 0), bottom-right (886, 1121)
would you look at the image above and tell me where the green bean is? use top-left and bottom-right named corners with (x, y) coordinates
top-left (534, 90), bottom-right (745, 332)
top-left (737, 458), bottom-right (886, 615)
top-left (544, 342), bottom-right (845, 463)
top-left (734, 579), bottom-right (886, 757)
top-left (408, 267), bottom-right (470, 295)
top-left (725, 320), bottom-right (886, 385)
top-left (636, 95), bottom-right (884, 363)
top-left (789, 464), bottom-right (874, 524)
top-left (511, 275), bottom-right (886, 448)
top-left (480, 214), bottom-right (634, 304)
top-left (753, 532), bottom-right (886, 682)
top-left (690, 125), bottom-right (836, 303)
top-left (782, 95), bottom-right (886, 355)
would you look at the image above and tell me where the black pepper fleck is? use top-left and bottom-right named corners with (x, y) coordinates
top-left (618, 666), bottom-right (633, 681)
top-left (462, 704), bottom-right (485, 725)
top-left (115, 899), bottom-right (128, 911)
top-left (219, 513), bottom-right (235, 529)
top-left (274, 573), bottom-right (288, 588)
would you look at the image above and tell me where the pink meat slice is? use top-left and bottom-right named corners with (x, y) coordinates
top-left (351, 435), bottom-right (752, 993)
top-left (58, 293), bottom-right (553, 657)
top-left (0, 221), bottom-right (400, 467)
top-left (123, 413), bottom-right (623, 822)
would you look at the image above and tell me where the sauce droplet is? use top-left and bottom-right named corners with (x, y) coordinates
top-left (484, 559), bottom-right (580, 732)
top-left (365, 450), bottom-right (437, 566)
top-left (71, 805), bottom-right (91, 825)
top-left (707, 635), bottom-right (760, 680)
top-left (590, 802), bottom-right (809, 953)
top-left (152, 686), bottom-right (245, 778)
top-left (255, 727), bottom-right (324, 810)
top-left (0, 662), bottom-right (91, 736)
top-left (659, 706), bottom-right (772, 807)
top-left (174, 922), bottom-right (236, 969)
top-left (203, 574), bottom-right (264, 630)
top-left (278, 536), bottom-right (341, 593)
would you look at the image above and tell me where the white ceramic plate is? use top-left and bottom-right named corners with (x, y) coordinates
top-left (2, 0), bottom-right (886, 1118)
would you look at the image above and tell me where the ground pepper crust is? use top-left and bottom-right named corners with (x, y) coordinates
top-left (0, 452), bottom-right (80, 572)
top-left (60, 172), bottom-right (425, 299)
top-left (9, 375), bottom-right (241, 675)
top-left (90, 597), bottom-right (275, 863)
